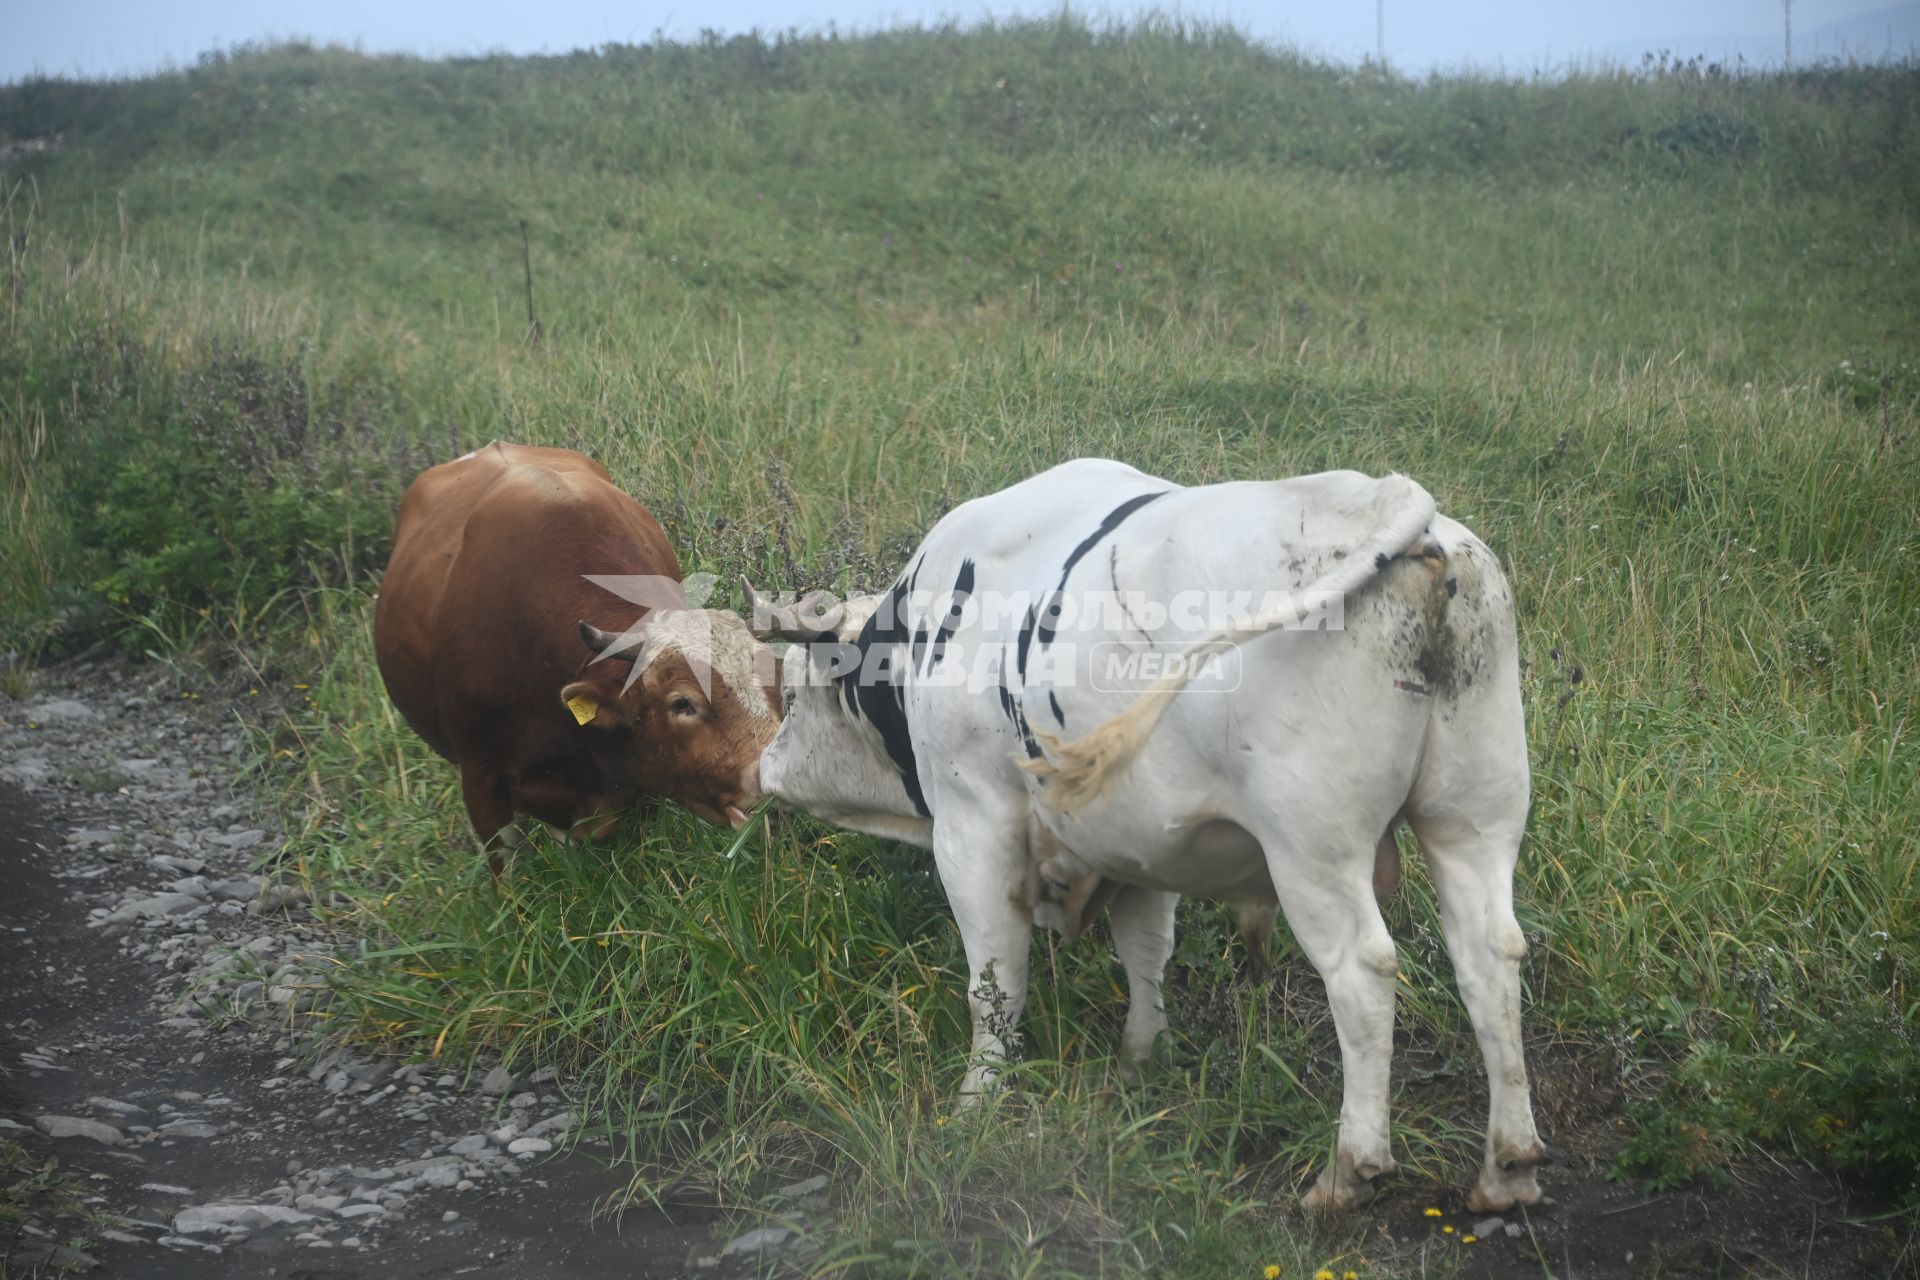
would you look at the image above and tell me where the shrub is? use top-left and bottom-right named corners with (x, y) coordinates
top-left (1615, 1012), bottom-right (1920, 1207)
top-left (9, 324), bottom-right (454, 637)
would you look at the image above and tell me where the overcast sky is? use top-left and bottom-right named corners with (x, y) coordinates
top-left (4, 1), bottom-right (1915, 84)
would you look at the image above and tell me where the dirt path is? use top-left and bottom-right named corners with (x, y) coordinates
top-left (0, 664), bottom-right (717, 1277)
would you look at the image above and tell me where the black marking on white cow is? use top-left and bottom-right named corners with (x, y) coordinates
top-left (1034, 591), bottom-right (1066, 647)
top-left (1016, 603), bottom-right (1038, 679)
top-left (830, 558), bottom-right (978, 818)
top-left (928, 559), bottom-right (975, 669)
top-left (838, 576), bottom-right (930, 816)
top-left (996, 674), bottom-right (1044, 760)
top-left (1036, 491), bottom-right (1167, 649)
top-left (1048, 691), bottom-right (1065, 726)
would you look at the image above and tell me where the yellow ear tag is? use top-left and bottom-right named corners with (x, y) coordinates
top-left (566, 694), bottom-right (599, 726)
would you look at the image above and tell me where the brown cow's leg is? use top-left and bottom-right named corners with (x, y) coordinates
top-left (458, 759), bottom-right (517, 878)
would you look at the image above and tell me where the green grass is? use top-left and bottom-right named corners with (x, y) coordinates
top-left (0, 1128), bottom-right (98, 1278)
top-left (2, 19), bottom-right (1917, 1276)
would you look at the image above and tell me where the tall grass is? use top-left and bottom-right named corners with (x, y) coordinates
top-left (2, 21), bottom-right (1916, 1275)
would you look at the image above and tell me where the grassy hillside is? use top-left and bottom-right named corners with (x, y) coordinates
top-left (3, 22), bottom-right (1917, 1277)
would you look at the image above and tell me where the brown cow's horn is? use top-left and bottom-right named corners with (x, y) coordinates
top-left (578, 619), bottom-right (642, 662)
top-left (741, 578), bottom-right (843, 644)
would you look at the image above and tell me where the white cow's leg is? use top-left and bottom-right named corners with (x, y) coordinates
top-left (1410, 812), bottom-right (1544, 1212)
top-left (1257, 823), bottom-right (1401, 1211)
top-left (932, 809), bottom-right (1034, 1100)
top-left (1107, 885), bottom-right (1177, 1070)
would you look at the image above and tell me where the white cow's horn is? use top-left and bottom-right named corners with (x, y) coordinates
top-left (741, 578), bottom-right (843, 644)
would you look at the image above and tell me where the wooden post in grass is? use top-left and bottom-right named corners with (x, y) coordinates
top-left (520, 219), bottom-right (543, 347)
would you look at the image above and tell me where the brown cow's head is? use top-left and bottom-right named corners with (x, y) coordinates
top-left (560, 610), bottom-right (780, 828)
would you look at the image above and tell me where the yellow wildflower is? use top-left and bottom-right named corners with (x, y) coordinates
top-left (1264, 1267), bottom-right (1281, 1280)
top-left (1442, 1225), bottom-right (1455, 1234)
top-left (1461, 1236), bottom-right (1477, 1245)
top-left (1344, 1273), bottom-right (1359, 1280)
top-left (1423, 1207), bottom-right (1441, 1218)
top-left (1315, 1271), bottom-right (1335, 1280)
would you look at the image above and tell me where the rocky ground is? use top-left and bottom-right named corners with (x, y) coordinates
top-left (0, 660), bottom-right (817, 1278)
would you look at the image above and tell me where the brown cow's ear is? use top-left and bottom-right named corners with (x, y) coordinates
top-left (560, 680), bottom-right (630, 730)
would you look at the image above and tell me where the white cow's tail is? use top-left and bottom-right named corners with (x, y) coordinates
top-left (1023, 474), bottom-right (1438, 813)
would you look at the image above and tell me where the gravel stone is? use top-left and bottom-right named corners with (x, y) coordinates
top-left (173, 1204), bottom-right (315, 1235)
top-left (208, 876), bottom-right (263, 901)
top-left (295, 1194), bottom-right (346, 1213)
top-left (0, 757), bottom-right (53, 787)
top-left (107, 893), bottom-right (205, 922)
top-left (523, 1111), bottom-right (573, 1139)
top-left (721, 1227), bottom-right (795, 1257)
top-left (34, 1115), bottom-right (125, 1145)
top-left (28, 698), bottom-right (94, 721)
top-left (776, 1174), bottom-right (831, 1199)
top-left (158, 1121), bottom-right (222, 1139)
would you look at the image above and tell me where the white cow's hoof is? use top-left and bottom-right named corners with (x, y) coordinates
top-left (1467, 1165), bottom-right (1544, 1212)
top-left (1302, 1149), bottom-right (1396, 1213)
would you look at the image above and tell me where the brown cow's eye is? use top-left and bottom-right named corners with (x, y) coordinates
top-left (669, 696), bottom-right (698, 718)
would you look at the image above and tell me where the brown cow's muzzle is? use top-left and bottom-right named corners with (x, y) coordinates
top-left (680, 797), bottom-right (750, 830)
top-left (725, 759), bottom-right (765, 829)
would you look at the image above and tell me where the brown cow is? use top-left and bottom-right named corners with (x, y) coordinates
top-left (374, 442), bottom-right (777, 871)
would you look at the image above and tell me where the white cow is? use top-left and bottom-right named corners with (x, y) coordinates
top-left (749, 459), bottom-right (1545, 1213)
